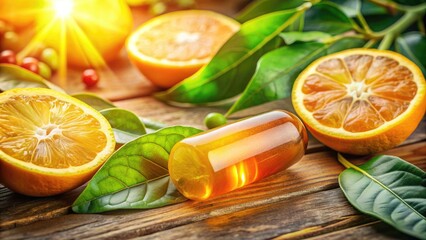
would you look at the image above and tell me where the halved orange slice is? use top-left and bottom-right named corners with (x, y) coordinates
top-left (0, 88), bottom-right (115, 196)
top-left (292, 49), bottom-right (425, 155)
top-left (126, 10), bottom-right (240, 88)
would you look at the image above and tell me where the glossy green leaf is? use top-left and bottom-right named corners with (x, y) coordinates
top-left (393, 0), bottom-right (426, 6)
top-left (139, 117), bottom-right (167, 132)
top-left (364, 14), bottom-right (403, 32)
top-left (72, 92), bottom-right (166, 131)
top-left (360, 0), bottom-right (388, 16)
top-left (155, 4), bottom-right (310, 105)
top-left (72, 126), bottom-right (202, 213)
top-left (0, 64), bottom-right (64, 93)
top-left (227, 42), bottom-right (328, 115)
top-left (395, 31), bottom-right (426, 75)
top-left (100, 108), bottom-right (147, 144)
top-left (71, 93), bottom-right (116, 111)
top-left (325, 36), bottom-right (367, 53)
top-left (227, 37), bottom-right (366, 115)
top-left (333, 0), bottom-right (361, 18)
top-left (280, 31), bottom-right (331, 45)
top-left (304, 2), bottom-right (358, 34)
top-left (338, 154), bottom-right (426, 239)
top-left (236, 0), bottom-right (305, 23)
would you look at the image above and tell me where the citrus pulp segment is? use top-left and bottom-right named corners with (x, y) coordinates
top-left (0, 88), bottom-right (115, 196)
top-left (292, 49), bottom-right (425, 155)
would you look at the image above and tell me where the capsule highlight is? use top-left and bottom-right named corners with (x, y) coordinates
top-left (168, 110), bottom-right (308, 201)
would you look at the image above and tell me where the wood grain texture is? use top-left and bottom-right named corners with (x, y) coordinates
top-left (1, 142), bottom-right (424, 239)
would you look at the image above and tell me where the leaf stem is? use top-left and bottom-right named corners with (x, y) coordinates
top-left (337, 153), bottom-right (358, 169)
top-left (322, 33), bottom-right (365, 44)
top-left (378, 32), bottom-right (395, 50)
top-left (367, 0), bottom-right (425, 12)
top-left (417, 18), bottom-right (426, 34)
top-left (363, 39), bottom-right (378, 48)
top-left (356, 13), bottom-right (373, 34)
top-left (371, 6), bottom-right (426, 38)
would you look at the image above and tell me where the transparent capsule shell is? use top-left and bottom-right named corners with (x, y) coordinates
top-left (169, 110), bottom-right (308, 201)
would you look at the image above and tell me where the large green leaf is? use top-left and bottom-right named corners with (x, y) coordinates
top-left (72, 93), bottom-right (166, 131)
top-left (72, 126), bottom-right (202, 213)
top-left (393, 0), bottom-right (426, 6)
top-left (280, 31), bottom-right (331, 45)
top-left (236, 0), bottom-right (305, 23)
top-left (395, 31), bottom-right (426, 75)
top-left (364, 14), bottom-right (403, 32)
top-left (100, 108), bottom-right (147, 144)
top-left (325, 37), bottom-right (367, 53)
top-left (360, 0), bottom-right (388, 16)
top-left (0, 64), bottom-right (64, 93)
top-left (338, 154), bottom-right (426, 239)
top-left (155, 5), bottom-right (310, 105)
top-left (304, 2), bottom-right (359, 34)
top-left (227, 37), bottom-right (366, 115)
top-left (227, 42), bottom-right (328, 115)
top-left (332, 0), bottom-right (361, 18)
top-left (71, 93), bottom-right (116, 111)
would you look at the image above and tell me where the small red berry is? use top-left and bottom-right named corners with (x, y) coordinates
top-left (21, 57), bottom-right (39, 74)
top-left (82, 69), bottom-right (99, 88)
top-left (0, 50), bottom-right (17, 64)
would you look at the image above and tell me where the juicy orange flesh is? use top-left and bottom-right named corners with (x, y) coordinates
top-left (135, 15), bottom-right (236, 62)
top-left (0, 95), bottom-right (107, 168)
top-left (302, 54), bottom-right (416, 133)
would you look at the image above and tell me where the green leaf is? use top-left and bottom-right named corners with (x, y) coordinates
top-left (72, 126), bottom-right (202, 213)
top-left (395, 31), bottom-right (426, 75)
top-left (227, 42), bottom-right (328, 115)
top-left (227, 37), bottom-right (366, 115)
top-left (280, 31), bottom-right (331, 45)
top-left (364, 14), bottom-right (403, 32)
top-left (71, 93), bottom-right (116, 111)
top-left (100, 108), bottom-right (147, 144)
top-left (325, 36), bottom-right (367, 53)
top-left (72, 92), bottom-right (166, 131)
top-left (332, 0), bottom-right (361, 18)
top-left (360, 0), bottom-right (388, 16)
top-left (155, 4), bottom-right (310, 105)
top-left (338, 154), bottom-right (426, 239)
top-left (304, 2), bottom-right (358, 34)
top-left (0, 64), bottom-right (64, 93)
top-left (393, 0), bottom-right (426, 6)
top-left (236, 0), bottom-right (306, 23)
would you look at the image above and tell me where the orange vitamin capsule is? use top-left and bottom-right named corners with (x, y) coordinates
top-left (168, 110), bottom-right (308, 201)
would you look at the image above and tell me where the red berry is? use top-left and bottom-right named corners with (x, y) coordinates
top-left (0, 50), bottom-right (17, 64)
top-left (82, 69), bottom-right (99, 88)
top-left (21, 57), bottom-right (39, 74)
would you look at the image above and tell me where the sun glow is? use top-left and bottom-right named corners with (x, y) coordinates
top-left (53, 0), bottom-right (74, 18)
top-left (12, 0), bottom-right (132, 89)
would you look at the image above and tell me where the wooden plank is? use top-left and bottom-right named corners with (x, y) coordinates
top-left (306, 221), bottom-right (415, 240)
top-left (141, 188), bottom-right (376, 240)
top-left (1, 142), bottom-right (424, 239)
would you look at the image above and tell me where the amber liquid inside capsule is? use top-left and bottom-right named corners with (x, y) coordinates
top-left (168, 110), bottom-right (308, 201)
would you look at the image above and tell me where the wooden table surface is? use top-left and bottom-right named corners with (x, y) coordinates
top-left (1, 1), bottom-right (425, 239)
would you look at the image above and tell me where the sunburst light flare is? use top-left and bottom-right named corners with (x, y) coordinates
top-left (1, 0), bottom-right (133, 89)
